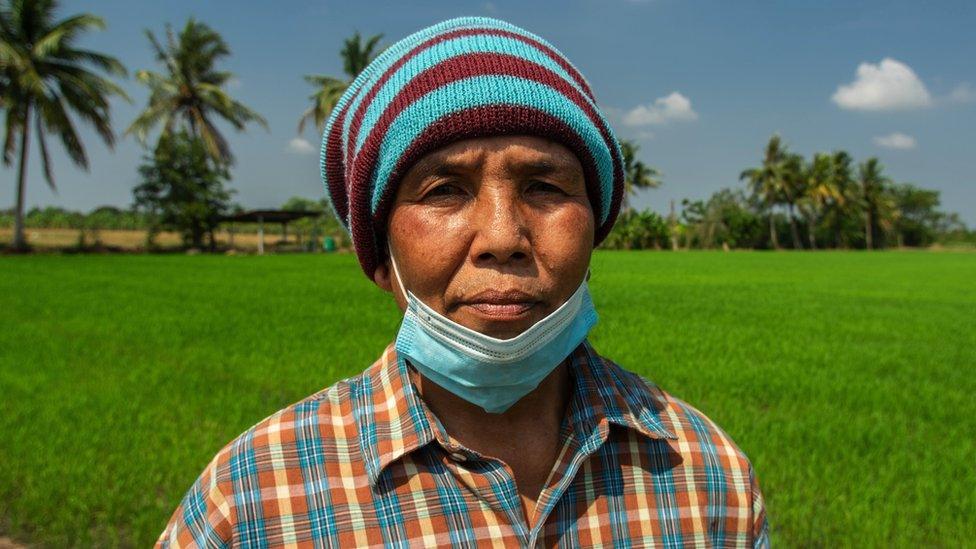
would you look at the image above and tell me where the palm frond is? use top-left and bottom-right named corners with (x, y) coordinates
top-left (35, 114), bottom-right (57, 190)
top-left (31, 13), bottom-right (105, 58)
top-left (2, 105), bottom-right (24, 165)
top-left (34, 90), bottom-right (87, 168)
top-left (59, 48), bottom-right (128, 77)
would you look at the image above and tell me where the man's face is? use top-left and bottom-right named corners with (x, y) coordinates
top-left (375, 135), bottom-right (595, 340)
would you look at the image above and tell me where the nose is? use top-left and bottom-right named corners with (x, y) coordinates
top-left (468, 185), bottom-right (531, 267)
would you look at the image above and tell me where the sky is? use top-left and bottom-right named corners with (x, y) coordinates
top-left (6, 0), bottom-right (976, 224)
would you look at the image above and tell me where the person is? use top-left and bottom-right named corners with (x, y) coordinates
top-left (157, 16), bottom-right (768, 548)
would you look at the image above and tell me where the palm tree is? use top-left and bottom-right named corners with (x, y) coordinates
top-left (297, 31), bottom-right (384, 134)
top-left (797, 153), bottom-right (843, 249)
top-left (857, 157), bottom-right (894, 249)
top-left (126, 18), bottom-right (267, 165)
top-left (619, 139), bottom-right (662, 212)
top-left (0, 0), bottom-right (128, 251)
top-left (779, 152), bottom-right (806, 249)
top-left (740, 134), bottom-right (787, 249)
top-left (823, 150), bottom-right (856, 248)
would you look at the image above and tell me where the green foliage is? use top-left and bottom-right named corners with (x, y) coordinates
top-left (1, 253), bottom-right (974, 546)
top-left (679, 189), bottom-right (766, 249)
top-left (298, 31), bottom-right (384, 134)
top-left (618, 139), bottom-right (662, 211)
top-left (126, 18), bottom-right (267, 165)
top-left (601, 209), bottom-right (669, 250)
top-left (889, 184), bottom-right (942, 247)
top-left (133, 131), bottom-right (233, 249)
top-left (271, 196), bottom-right (350, 250)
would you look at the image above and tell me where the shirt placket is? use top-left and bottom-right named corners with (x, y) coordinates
top-left (526, 417), bottom-right (612, 548)
top-left (424, 407), bottom-right (533, 543)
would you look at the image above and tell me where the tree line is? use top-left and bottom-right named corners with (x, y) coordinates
top-left (2, 0), bottom-right (972, 252)
top-left (601, 135), bottom-right (972, 251)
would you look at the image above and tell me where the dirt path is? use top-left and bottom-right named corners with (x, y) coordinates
top-left (0, 537), bottom-right (27, 549)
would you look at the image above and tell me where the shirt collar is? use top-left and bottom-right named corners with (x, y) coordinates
top-left (355, 339), bottom-right (676, 488)
top-left (566, 340), bottom-right (677, 443)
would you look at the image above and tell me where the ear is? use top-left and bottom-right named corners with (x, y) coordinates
top-left (373, 260), bottom-right (394, 293)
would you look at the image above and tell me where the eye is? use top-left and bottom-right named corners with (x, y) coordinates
top-left (422, 181), bottom-right (466, 200)
top-left (527, 180), bottom-right (566, 195)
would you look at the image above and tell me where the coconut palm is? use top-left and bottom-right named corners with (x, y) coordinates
top-left (857, 157), bottom-right (895, 249)
top-left (739, 134), bottom-right (788, 249)
top-left (297, 31), bottom-right (384, 134)
top-left (126, 18), bottom-right (267, 165)
top-left (619, 139), bottom-right (662, 212)
top-left (0, 0), bottom-right (128, 251)
top-left (797, 153), bottom-right (844, 249)
top-left (821, 150), bottom-right (856, 248)
top-left (779, 152), bottom-right (806, 249)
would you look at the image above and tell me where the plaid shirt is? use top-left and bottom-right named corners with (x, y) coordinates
top-left (157, 341), bottom-right (768, 548)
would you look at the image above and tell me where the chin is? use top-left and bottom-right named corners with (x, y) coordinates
top-left (459, 315), bottom-right (539, 340)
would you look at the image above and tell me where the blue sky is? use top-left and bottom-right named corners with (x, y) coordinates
top-left (8, 0), bottom-right (976, 224)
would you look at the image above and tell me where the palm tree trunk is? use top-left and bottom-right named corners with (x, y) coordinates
top-left (865, 209), bottom-right (873, 250)
top-left (768, 214), bottom-right (780, 250)
top-left (787, 202), bottom-right (802, 249)
top-left (806, 214), bottom-right (817, 249)
top-left (12, 103), bottom-right (32, 251)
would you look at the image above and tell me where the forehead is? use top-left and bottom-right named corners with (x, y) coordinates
top-left (403, 135), bottom-right (583, 182)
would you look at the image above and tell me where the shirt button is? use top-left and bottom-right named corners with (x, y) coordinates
top-left (449, 452), bottom-right (468, 462)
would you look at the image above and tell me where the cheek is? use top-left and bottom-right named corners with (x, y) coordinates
top-left (530, 203), bottom-right (594, 267)
top-left (389, 207), bottom-right (470, 291)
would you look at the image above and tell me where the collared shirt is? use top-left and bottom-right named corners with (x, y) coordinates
top-left (157, 341), bottom-right (769, 548)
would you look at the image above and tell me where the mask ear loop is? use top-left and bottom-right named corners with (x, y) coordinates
top-left (387, 241), bottom-right (407, 297)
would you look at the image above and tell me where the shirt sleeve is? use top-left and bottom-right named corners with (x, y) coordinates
top-left (155, 453), bottom-right (234, 548)
top-left (750, 465), bottom-right (770, 549)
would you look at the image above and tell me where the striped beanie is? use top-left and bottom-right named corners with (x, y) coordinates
top-left (320, 16), bottom-right (624, 278)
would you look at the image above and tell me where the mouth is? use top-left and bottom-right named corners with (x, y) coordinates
top-left (458, 289), bottom-right (541, 320)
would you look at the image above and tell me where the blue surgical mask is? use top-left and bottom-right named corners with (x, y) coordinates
top-left (388, 246), bottom-right (598, 414)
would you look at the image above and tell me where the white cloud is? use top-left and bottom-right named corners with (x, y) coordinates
top-left (287, 137), bottom-right (316, 154)
top-left (832, 58), bottom-right (932, 111)
top-left (623, 92), bottom-right (698, 126)
top-left (948, 83), bottom-right (976, 104)
top-left (873, 132), bottom-right (916, 150)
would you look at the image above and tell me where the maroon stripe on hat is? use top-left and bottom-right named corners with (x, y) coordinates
top-left (347, 53), bottom-right (623, 236)
top-left (358, 51), bottom-right (614, 179)
top-left (348, 104), bottom-right (608, 277)
top-left (344, 26), bottom-right (595, 166)
top-left (323, 87), bottom-right (369, 226)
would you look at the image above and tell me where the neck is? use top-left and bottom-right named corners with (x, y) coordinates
top-left (408, 360), bottom-right (572, 460)
top-left (407, 355), bottom-right (576, 528)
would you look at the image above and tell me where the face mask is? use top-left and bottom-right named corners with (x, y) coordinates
top-left (388, 245), bottom-right (598, 414)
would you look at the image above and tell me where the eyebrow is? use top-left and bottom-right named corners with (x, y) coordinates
top-left (508, 159), bottom-right (564, 176)
top-left (408, 157), bottom-right (574, 185)
top-left (406, 158), bottom-right (468, 186)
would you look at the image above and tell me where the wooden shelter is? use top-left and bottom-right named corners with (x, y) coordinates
top-left (220, 209), bottom-right (322, 254)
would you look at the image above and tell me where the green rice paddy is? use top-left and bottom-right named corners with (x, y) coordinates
top-left (1, 251), bottom-right (974, 547)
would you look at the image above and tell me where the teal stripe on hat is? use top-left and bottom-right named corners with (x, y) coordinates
top-left (321, 18), bottom-right (493, 212)
top-left (368, 74), bottom-right (615, 224)
top-left (338, 21), bottom-right (498, 151)
top-left (339, 18), bottom-right (594, 154)
top-left (351, 34), bottom-right (591, 156)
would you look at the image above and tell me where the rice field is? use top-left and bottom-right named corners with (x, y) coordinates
top-left (1, 251), bottom-right (974, 547)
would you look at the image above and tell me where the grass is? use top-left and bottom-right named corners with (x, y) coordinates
top-left (1, 251), bottom-right (973, 547)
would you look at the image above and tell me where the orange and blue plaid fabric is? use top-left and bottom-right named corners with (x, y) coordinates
top-left (157, 340), bottom-right (768, 548)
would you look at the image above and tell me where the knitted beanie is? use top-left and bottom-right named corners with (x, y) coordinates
top-left (320, 16), bottom-right (624, 278)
